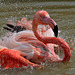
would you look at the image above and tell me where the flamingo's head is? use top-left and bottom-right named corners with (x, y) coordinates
top-left (34, 10), bottom-right (58, 37)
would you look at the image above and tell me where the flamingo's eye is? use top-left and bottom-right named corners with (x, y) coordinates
top-left (43, 17), bottom-right (49, 22)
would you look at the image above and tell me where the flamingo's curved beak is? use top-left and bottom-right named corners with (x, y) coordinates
top-left (53, 25), bottom-right (58, 37)
top-left (43, 17), bottom-right (58, 37)
top-left (48, 18), bottom-right (58, 37)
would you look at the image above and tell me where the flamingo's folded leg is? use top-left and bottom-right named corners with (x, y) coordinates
top-left (0, 48), bottom-right (40, 69)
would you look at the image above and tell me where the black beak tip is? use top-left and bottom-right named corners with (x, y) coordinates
top-left (53, 25), bottom-right (58, 37)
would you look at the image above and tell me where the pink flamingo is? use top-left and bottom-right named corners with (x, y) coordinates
top-left (32, 10), bottom-right (71, 62)
top-left (0, 10), bottom-right (71, 69)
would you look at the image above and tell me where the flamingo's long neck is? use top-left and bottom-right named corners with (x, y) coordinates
top-left (32, 17), bottom-right (71, 62)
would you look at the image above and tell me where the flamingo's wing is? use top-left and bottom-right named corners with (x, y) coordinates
top-left (3, 24), bottom-right (26, 32)
top-left (0, 48), bottom-right (39, 69)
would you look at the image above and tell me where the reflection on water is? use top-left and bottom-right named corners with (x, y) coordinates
top-left (0, 0), bottom-right (75, 75)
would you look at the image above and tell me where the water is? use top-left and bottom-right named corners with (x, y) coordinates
top-left (0, 0), bottom-right (75, 75)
